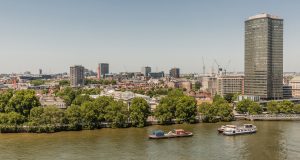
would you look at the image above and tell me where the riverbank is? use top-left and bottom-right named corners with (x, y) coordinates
top-left (3, 114), bottom-right (300, 133)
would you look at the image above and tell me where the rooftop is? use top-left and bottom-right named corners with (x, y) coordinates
top-left (248, 13), bottom-right (281, 20)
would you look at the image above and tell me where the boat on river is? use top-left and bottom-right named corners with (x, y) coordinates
top-left (217, 125), bottom-right (237, 133)
top-left (222, 124), bottom-right (257, 136)
top-left (149, 129), bottom-right (193, 139)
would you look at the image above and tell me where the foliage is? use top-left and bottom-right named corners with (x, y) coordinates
top-left (129, 97), bottom-right (150, 127)
top-left (85, 79), bottom-right (117, 85)
top-left (199, 96), bottom-right (234, 123)
top-left (30, 80), bottom-right (45, 86)
top-left (0, 112), bottom-right (25, 125)
top-left (224, 93), bottom-right (235, 103)
top-left (104, 100), bottom-right (129, 128)
top-left (278, 100), bottom-right (294, 114)
top-left (236, 99), bottom-right (262, 115)
top-left (267, 101), bottom-right (280, 114)
top-left (0, 90), bottom-right (13, 112)
top-left (175, 96), bottom-right (197, 123)
top-left (5, 90), bottom-right (40, 117)
top-left (72, 94), bottom-right (92, 106)
top-left (58, 80), bottom-right (70, 86)
top-left (65, 105), bottom-right (82, 130)
top-left (154, 89), bottom-right (197, 124)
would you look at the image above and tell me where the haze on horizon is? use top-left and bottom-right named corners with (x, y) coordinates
top-left (1, 0), bottom-right (300, 74)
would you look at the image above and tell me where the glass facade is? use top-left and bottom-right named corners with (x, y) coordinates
top-left (245, 14), bottom-right (283, 99)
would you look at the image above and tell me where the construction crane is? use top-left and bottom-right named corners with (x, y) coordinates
top-left (202, 57), bottom-right (206, 75)
top-left (223, 60), bottom-right (231, 75)
top-left (214, 59), bottom-right (223, 75)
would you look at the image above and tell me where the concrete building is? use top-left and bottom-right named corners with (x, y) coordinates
top-left (169, 68), bottom-right (180, 78)
top-left (39, 95), bottom-right (67, 109)
top-left (244, 13), bottom-right (283, 99)
top-left (180, 81), bottom-right (192, 92)
top-left (217, 76), bottom-right (244, 97)
top-left (97, 63), bottom-right (109, 79)
top-left (148, 72), bottom-right (164, 79)
top-left (70, 65), bottom-right (85, 87)
top-left (201, 76), bottom-right (217, 96)
top-left (141, 66), bottom-right (151, 77)
top-left (290, 76), bottom-right (300, 98)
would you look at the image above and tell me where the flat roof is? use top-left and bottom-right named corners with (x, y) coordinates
top-left (248, 13), bottom-right (281, 20)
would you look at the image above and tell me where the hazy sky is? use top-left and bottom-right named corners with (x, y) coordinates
top-left (1, 0), bottom-right (300, 74)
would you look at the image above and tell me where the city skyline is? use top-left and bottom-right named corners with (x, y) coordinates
top-left (1, 1), bottom-right (300, 74)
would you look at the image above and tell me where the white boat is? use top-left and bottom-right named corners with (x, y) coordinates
top-left (217, 125), bottom-right (237, 133)
top-left (223, 124), bottom-right (257, 136)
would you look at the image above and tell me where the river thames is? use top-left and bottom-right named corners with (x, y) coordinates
top-left (0, 121), bottom-right (299, 160)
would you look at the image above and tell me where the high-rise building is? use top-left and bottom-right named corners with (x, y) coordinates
top-left (141, 66), bottom-right (151, 77)
top-left (244, 13), bottom-right (283, 99)
top-left (39, 69), bottom-right (42, 75)
top-left (97, 63), bottom-right (109, 79)
top-left (169, 68), bottom-right (180, 78)
top-left (70, 65), bottom-right (85, 87)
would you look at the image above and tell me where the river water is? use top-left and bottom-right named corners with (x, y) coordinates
top-left (0, 121), bottom-right (299, 160)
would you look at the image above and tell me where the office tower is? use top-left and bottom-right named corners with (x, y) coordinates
top-left (97, 63), bottom-right (109, 79)
top-left (141, 66), bottom-right (151, 77)
top-left (169, 68), bottom-right (180, 78)
top-left (39, 69), bottom-right (42, 75)
top-left (245, 13), bottom-right (283, 99)
top-left (70, 65), bottom-right (85, 87)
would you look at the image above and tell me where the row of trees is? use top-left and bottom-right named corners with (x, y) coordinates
top-left (0, 89), bottom-right (152, 132)
top-left (267, 100), bottom-right (300, 114)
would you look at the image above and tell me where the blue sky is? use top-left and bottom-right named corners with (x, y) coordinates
top-left (0, 0), bottom-right (299, 74)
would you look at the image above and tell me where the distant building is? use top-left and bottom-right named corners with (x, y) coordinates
top-left (290, 76), bottom-right (300, 98)
top-left (244, 13), bottom-right (283, 99)
top-left (169, 68), bottom-right (180, 78)
top-left (149, 72), bottom-right (164, 79)
top-left (39, 95), bottom-right (67, 109)
top-left (141, 66), bottom-right (151, 77)
top-left (201, 77), bottom-right (217, 96)
top-left (180, 81), bottom-right (192, 92)
top-left (283, 85), bottom-right (292, 99)
top-left (217, 76), bottom-right (244, 97)
top-left (70, 65), bottom-right (85, 87)
top-left (39, 69), bottom-right (42, 75)
top-left (97, 63), bottom-right (109, 79)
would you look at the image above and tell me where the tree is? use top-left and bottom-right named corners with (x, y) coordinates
top-left (175, 96), bottom-right (197, 123)
top-left (294, 104), bottom-right (300, 114)
top-left (267, 101), bottom-right (279, 114)
top-left (0, 112), bottom-right (25, 125)
top-left (154, 103), bottom-right (174, 124)
top-left (236, 99), bottom-right (262, 115)
top-left (129, 97), bottom-right (150, 127)
top-left (58, 80), bottom-right (70, 86)
top-left (278, 100), bottom-right (294, 114)
top-left (56, 87), bottom-right (78, 106)
top-left (29, 107), bottom-right (44, 125)
top-left (5, 90), bottom-right (40, 117)
top-left (224, 93), bottom-right (235, 103)
top-left (104, 100), bottom-right (129, 128)
top-left (42, 106), bottom-right (66, 126)
top-left (66, 105), bottom-right (82, 130)
top-left (216, 102), bottom-right (234, 122)
top-left (0, 90), bottom-right (13, 112)
top-left (80, 101), bottom-right (100, 129)
top-left (72, 94), bottom-right (92, 106)
top-left (30, 80), bottom-right (45, 86)
top-left (198, 103), bottom-right (218, 123)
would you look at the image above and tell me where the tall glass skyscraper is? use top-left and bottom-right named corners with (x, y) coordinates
top-left (244, 13), bottom-right (283, 99)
